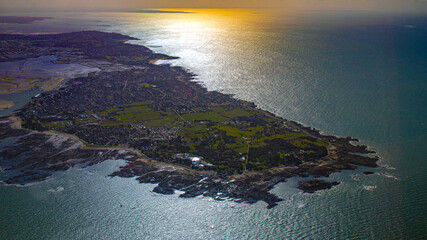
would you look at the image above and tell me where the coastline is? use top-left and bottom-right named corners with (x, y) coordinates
top-left (148, 57), bottom-right (178, 65)
top-left (0, 31), bottom-right (379, 208)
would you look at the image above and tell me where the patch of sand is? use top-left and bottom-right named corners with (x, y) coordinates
top-left (0, 99), bottom-right (14, 110)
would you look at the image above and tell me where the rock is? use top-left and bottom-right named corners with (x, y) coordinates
top-left (153, 185), bottom-right (175, 195)
top-left (297, 180), bottom-right (340, 193)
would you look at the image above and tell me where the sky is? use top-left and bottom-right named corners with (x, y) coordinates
top-left (0, 0), bottom-right (426, 13)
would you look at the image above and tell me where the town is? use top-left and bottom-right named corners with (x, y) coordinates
top-left (1, 31), bottom-right (378, 207)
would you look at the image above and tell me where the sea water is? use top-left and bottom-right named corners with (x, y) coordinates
top-left (0, 10), bottom-right (426, 239)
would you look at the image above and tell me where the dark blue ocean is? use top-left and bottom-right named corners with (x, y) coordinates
top-left (0, 10), bottom-right (426, 239)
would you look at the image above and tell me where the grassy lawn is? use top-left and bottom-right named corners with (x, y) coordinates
top-left (220, 108), bottom-right (251, 118)
top-left (215, 125), bottom-right (263, 139)
top-left (182, 112), bottom-right (229, 122)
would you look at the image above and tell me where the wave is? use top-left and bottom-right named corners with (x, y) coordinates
top-left (297, 203), bottom-right (306, 208)
top-left (379, 163), bottom-right (396, 171)
top-left (363, 185), bottom-right (377, 191)
top-left (47, 186), bottom-right (65, 193)
top-left (351, 174), bottom-right (360, 181)
top-left (377, 172), bottom-right (400, 181)
top-left (1, 180), bottom-right (43, 188)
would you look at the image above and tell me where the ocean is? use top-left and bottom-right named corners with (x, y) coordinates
top-left (0, 9), bottom-right (426, 239)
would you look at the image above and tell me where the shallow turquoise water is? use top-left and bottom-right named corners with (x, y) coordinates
top-left (0, 10), bottom-right (426, 239)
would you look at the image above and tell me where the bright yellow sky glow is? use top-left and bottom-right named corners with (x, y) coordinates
top-left (0, 0), bottom-right (425, 13)
top-left (156, 9), bottom-right (270, 29)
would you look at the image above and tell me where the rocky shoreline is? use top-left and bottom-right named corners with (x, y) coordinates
top-left (0, 31), bottom-right (379, 208)
top-left (0, 115), bottom-right (376, 208)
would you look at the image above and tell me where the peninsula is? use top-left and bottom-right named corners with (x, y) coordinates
top-left (0, 31), bottom-right (378, 208)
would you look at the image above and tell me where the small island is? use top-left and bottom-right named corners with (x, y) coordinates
top-left (0, 31), bottom-right (378, 208)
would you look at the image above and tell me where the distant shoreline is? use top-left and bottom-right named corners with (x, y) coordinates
top-left (0, 16), bottom-right (53, 24)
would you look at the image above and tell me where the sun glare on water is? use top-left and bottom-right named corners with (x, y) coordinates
top-left (109, 9), bottom-right (277, 86)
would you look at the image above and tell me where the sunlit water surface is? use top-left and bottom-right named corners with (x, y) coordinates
top-left (0, 9), bottom-right (426, 239)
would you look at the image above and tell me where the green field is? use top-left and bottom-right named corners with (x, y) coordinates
top-left (36, 100), bottom-right (327, 173)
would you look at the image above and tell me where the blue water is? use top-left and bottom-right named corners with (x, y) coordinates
top-left (0, 10), bottom-right (426, 239)
top-left (0, 89), bottom-right (41, 117)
